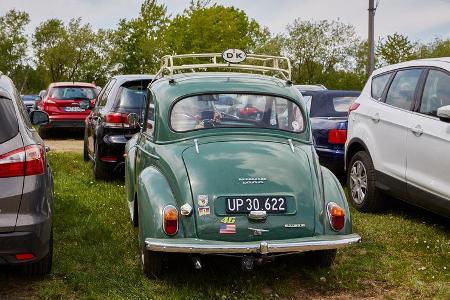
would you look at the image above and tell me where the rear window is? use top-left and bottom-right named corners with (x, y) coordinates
top-left (0, 98), bottom-right (19, 144)
top-left (118, 80), bottom-right (152, 109)
top-left (49, 87), bottom-right (98, 100)
top-left (310, 94), bottom-right (359, 117)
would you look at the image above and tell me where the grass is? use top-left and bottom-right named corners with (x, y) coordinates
top-left (0, 152), bottom-right (449, 299)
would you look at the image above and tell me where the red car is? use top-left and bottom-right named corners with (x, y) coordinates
top-left (37, 82), bottom-right (98, 137)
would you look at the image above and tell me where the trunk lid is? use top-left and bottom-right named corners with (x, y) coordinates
top-left (182, 140), bottom-right (316, 242)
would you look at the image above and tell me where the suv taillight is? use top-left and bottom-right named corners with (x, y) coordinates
top-left (328, 129), bottom-right (347, 144)
top-left (348, 103), bottom-right (360, 113)
top-left (104, 112), bottom-right (130, 128)
top-left (0, 145), bottom-right (45, 178)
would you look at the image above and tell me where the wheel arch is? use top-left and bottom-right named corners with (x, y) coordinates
top-left (345, 138), bottom-right (370, 171)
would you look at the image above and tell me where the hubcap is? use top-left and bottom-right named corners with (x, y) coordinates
top-left (350, 161), bottom-right (368, 205)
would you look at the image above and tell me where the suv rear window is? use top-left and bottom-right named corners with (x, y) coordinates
top-left (118, 80), bottom-right (152, 109)
top-left (371, 73), bottom-right (391, 100)
top-left (0, 98), bottom-right (19, 143)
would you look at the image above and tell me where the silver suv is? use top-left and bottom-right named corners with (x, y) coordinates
top-left (345, 58), bottom-right (450, 218)
top-left (0, 74), bottom-right (54, 275)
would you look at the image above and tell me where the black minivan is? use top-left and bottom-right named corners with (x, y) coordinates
top-left (0, 73), bottom-right (54, 275)
top-left (84, 75), bottom-right (153, 180)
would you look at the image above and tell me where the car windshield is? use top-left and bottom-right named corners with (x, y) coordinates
top-left (171, 93), bottom-right (305, 133)
top-left (49, 87), bottom-right (98, 100)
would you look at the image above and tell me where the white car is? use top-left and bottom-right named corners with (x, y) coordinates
top-left (345, 58), bottom-right (450, 217)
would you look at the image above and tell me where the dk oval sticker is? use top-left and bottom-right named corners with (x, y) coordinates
top-left (222, 49), bottom-right (247, 64)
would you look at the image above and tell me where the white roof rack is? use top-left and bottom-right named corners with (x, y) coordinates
top-left (154, 52), bottom-right (292, 82)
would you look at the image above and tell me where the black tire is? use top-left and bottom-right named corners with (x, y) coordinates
top-left (347, 151), bottom-right (384, 212)
top-left (83, 127), bottom-right (90, 162)
top-left (132, 198), bottom-right (139, 228)
top-left (93, 143), bottom-right (111, 181)
top-left (22, 229), bottom-right (53, 276)
top-left (303, 249), bottom-right (337, 268)
top-left (140, 246), bottom-right (164, 278)
top-left (38, 127), bottom-right (48, 139)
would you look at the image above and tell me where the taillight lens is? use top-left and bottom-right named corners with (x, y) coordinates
top-left (348, 103), bottom-right (360, 113)
top-left (0, 145), bottom-right (45, 178)
top-left (327, 202), bottom-right (345, 231)
top-left (239, 107), bottom-right (258, 115)
top-left (15, 253), bottom-right (35, 261)
top-left (163, 205), bottom-right (178, 236)
top-left (104, 112), bottom-right (131, 128)
top-left (328, 129), bottom-right (347, 144)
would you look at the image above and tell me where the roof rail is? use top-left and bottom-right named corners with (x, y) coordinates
top-left (153, 52), bottom-right (292, 83)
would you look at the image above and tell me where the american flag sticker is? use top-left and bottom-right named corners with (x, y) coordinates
top-left (219, 224), bottom-right (236, 234)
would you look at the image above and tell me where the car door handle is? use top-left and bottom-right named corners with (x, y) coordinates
top-left (411, 125), bottom-right (423, 137)
top-left (370, 113), bottom-right (380, 123)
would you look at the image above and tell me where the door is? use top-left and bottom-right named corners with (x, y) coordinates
top-left (369, 69), bottom-right (423, 197)
top-left (406, 69), bottom-right (450, 215)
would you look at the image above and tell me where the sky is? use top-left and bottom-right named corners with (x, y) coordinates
top-left (1, 0), bottom-right (450, 43)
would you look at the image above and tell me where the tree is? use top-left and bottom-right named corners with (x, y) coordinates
top-left (0, 10), bottom-right (30, 79)
top-left (107, 0), bottom-right (169, 74)
top-left (416, 38), bottom-right (450, 59)
top-left (377, 33), bottom-right (416, 65)
top-left (283, 19), bottom-right (359, 85)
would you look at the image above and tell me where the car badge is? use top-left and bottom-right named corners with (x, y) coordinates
top-left (222, 48), bottom-right (247, 64)
top-left (238, 177), bottom-right (267, 185)
top-left (197, 195), bottom-right (209, 207)
top-left (284, 224), bottom-right (306, 228)
top-left (198, 206), bottom-right (210, 216)
top-left (248, 227), bottom-right (269, 236)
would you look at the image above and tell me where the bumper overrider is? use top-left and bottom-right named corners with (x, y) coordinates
top-left (145, 233), bottom-right (361, 255)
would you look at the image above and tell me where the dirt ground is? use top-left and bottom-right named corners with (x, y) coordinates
top-left (42, 129), bottom-right (84, 153)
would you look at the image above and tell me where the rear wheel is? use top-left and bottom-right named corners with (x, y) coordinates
top-left (93, 143), bottom-right (111, 181)
top-left (83, 127), bottom-right (90, 161)
top-left (22, 229), bottom-right (53, 276)
top-left (347, 151), bottom-right (384, 212)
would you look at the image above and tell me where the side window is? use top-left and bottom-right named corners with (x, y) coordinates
top-left (385, 69), bottom-right (422, 110)
top-left (371, 73), bottom-right (390, 100)
top-left (146, 92), bottom-right (155, 137)
top-left (420, 70), bottom-right (450, 117)
top-left (13, 88), bottom-right (33, 128)
top-left (97, 79), bottom-right (116, 107)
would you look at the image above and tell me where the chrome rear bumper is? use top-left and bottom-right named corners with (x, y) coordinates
top-left (145, 233), bottom-right (361, 255)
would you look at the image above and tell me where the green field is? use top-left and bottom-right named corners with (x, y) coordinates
top-left (1, 152), bottom-right (449, 299)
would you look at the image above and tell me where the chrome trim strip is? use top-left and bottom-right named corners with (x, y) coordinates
top-left (288, 138), bottom-right (295, 153)
top-left (145, 235), bottom-right (361, 254)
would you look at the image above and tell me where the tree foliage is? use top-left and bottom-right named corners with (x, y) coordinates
top-left (377, 33), bottom-right (416, 65)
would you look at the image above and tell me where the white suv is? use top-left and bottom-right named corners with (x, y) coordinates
top-left (345, 58), bottom-right (450, 218)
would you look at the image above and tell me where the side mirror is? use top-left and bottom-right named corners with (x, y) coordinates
top-left (29, 110), bottom-right (49, 126)
top-left (437, 105), bottom-right (450, 123)
top-left (80, 100), bottom-right (90, 110)
top-left (127, 113), bottom-right (141, 128)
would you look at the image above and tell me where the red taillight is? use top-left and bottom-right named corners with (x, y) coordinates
top-left (15, 253), bottom-right (35, 261)
top-left (100, 156), bottom-right (118, 162)
top-left (104, 112), bottom-right (130, 128)
top-left (239, 107), bottom-right (258, 115)
top-left (0, 145), bottom-right (45, 178)
top-left (349, 103), bottom-right (360, 113)
top-left (163, 205), bottom-right (178, 236)
top-left (327, 202), bottom-right (345, 231)
top-left (328, 129), bottom-right (347, 144)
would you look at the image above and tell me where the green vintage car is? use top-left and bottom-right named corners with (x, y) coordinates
top-left (125, 51), bottom-right (361, 277)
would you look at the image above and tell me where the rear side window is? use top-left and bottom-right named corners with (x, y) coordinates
top-left (385, 69), bottom-right (422, 110)
top-left (371, 73), bottom-right (390, 100)
top-left (0, 98), bottom-right (19, 143)
top-left (420, 70), bottom-right (450, 117)
top-left (118, 80), bottom-right (151, 109)
top-left (97, 79), bottom-right (116, 107)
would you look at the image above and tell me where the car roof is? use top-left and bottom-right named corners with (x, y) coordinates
top-left (110, 74), bottom-right (154, 86)
top-left (372, 57), bottom-right (450, 76)
top-left (50, 82), bottom-right (97, 88)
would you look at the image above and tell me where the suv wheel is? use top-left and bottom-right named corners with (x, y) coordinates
top-left (348, 151), bottom-right (384, 212)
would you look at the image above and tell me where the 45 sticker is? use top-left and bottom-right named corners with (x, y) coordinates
top-left (221, 217), bottom-right (236, 224)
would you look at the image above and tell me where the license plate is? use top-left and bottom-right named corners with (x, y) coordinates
top-left (225, 196), bottom-right (287, 213)
top-left (64, 107), bottom-right (85, 112)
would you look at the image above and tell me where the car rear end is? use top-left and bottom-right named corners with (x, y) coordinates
top-left (39, 83), bottom-right (98, 129)
top-left (307, 91), bottom-right (360, 177)
top-left (97, 79), bottom-right (152, 173)
top-left (0, 93), bottom-right (53, 272)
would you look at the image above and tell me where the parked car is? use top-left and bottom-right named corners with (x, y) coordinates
top-left (0, 73), bottom-right (54, 275)
top-left (84, 75), bottom-right (153, 180)
top-left (346, 58), bottom-right (450, 217)
top-left (300, 90), bottom-right (360, 177)
top-left (125, 52), bottom-right (360, 277)
top-left (36, 82), bottom-right (98, 137)
top-left (295, 84), bottom-right (327, 92)
top-left (21, 94), bottom-right (40, 113)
